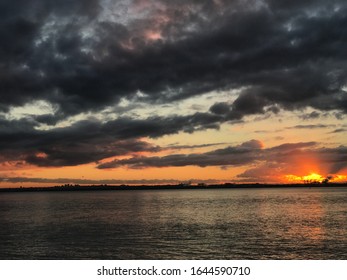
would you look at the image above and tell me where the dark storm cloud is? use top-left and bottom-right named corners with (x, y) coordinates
top-left (209, 102), bottom-right (230, 115)
top-left (1, 0), bottom-right (347, 168)
top-left (1, 0), bottom-right (347, 118)
top-left (0, 117), bottom-right (159, 166)
top-left (97, 139), bottom-right (264, 169)
top-left (317, 146), bottom-right (347, 174)
top-left (0, 112), bottom-right (221, 166)
top-left (300, 111), bottom-right (321, 120)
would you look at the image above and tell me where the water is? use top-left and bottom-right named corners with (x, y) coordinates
top-left (1, 187), bottom-right (346, 259)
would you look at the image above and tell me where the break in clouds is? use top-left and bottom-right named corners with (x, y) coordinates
top-left (0, 0), bottom-right (347, 177)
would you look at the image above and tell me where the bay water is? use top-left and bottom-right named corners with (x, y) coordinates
top-left (1, 187), bottom-right (346, 259)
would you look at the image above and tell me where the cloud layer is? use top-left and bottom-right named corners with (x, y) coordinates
top-left (0, 0), bottom-right (346, 179)
top-left (97, 140), bottom-right (347, 177)
top-left (1, 1), bottom-right (347, 117)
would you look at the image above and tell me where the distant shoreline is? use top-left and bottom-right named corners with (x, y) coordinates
top-left (0, 183), bottom-right (347, 193)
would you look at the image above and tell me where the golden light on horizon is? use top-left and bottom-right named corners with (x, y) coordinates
top-left (302, 173), bottom-right (324, 182)
top-left (285, 173), bottom-right (324, 183)
top-left (332, 175), bottom-right (347, 182)
top-left (285, 173), bottom-right (347, 184)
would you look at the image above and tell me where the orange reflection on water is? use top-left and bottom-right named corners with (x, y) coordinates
top-left (287, 192), bottom-right (325, 242)
top-left (256, 189), bottom-right (326, 245)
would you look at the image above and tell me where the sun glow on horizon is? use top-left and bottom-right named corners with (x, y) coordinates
top-left (285, 173), bottom-right (347, 184)
top-left (285, 173), bottom-right (324, 183)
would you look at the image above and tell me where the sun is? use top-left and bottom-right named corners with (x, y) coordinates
top-left (285, 173), bottom-right (324, 183)
top-left (302, 173), bottom-right (324, 182)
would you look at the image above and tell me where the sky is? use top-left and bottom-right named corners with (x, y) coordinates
top-left (0, 0), bottom-right (346, 187)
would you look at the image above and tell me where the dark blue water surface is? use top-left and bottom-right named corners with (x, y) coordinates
top-left (1, 187), bottom-right (346, 259)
